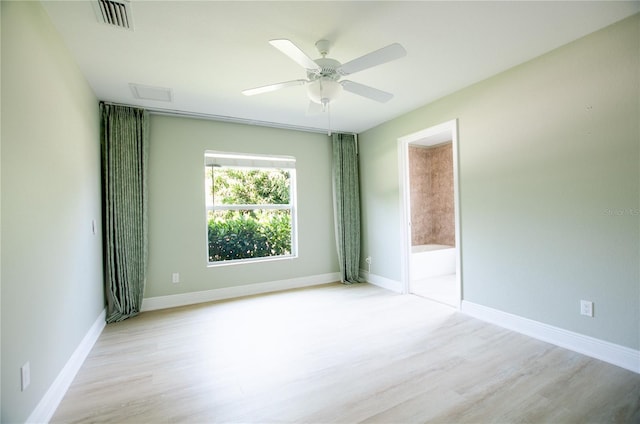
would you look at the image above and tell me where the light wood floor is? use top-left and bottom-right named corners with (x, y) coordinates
top-left (411, 274), bottom-right (458, 307)
top-left (52, 283), bottom-right (640, 423)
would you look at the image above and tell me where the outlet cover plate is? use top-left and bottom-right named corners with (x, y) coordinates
top-left (580, 300), bottom-right (594, 317)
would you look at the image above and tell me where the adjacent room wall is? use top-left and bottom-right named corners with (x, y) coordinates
top-left (1, 2), bottom-right (104, 422)
top-left (360, 14), bottom-right (639, 349)
top-left (145, 115), bottom-right (339, 299)
top-left (409, 143), bottom-right (455, 246)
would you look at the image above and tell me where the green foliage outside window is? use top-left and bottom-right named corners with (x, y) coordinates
top-left (213, 168), bottom-right (290, 206)
top-left (207, 167), bottom-right (293, 262)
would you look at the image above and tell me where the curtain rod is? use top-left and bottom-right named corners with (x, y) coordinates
top-left (99, 101), bottom-right (356, 136)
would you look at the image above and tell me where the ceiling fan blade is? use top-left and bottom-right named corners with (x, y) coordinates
top-left (242, 79), bottom-right (307, 96)
top-left (337, 43), bottom-right (406, 76)
top-left (269, 39), bottom-right (321, 72)
top-left (341, 80), bottom-right (394, 103)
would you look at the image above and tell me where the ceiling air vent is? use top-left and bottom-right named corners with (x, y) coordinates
top-left (93, 0), bottom-right (134, 30)
top-left (129, 83), bottom-right (173, 102)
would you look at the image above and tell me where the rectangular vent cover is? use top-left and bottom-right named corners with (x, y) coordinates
top-left (93, 0), bottom-right (133, 30)
top-left (129, 83), bottom-right (173, 102)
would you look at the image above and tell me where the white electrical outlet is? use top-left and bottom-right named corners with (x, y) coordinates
top-left (366, 256), bottom-right (372, 265)
top-left (172, 273), bottom-right (180, 284)
top-left (580, 300), bottom-right (594, 317)
top-left (21, 362), bottom-right (30, 391)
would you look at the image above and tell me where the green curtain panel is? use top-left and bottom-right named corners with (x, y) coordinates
top-left (332, 133), bottom-right (361, 283)
top-left (101, 103), bottom-right (149, 323)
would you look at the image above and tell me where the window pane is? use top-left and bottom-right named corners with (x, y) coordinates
top-left (212, 168), bottom-right (290, 205)
top-left (207, 209), bottom-right (292, 262)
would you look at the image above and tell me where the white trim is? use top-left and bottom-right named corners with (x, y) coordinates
top-left (204, 151), bottom-right (296, 168)
top-left (360, 270), bottom-right (403, 293)
top-left (397, 139), bottom-right (411, 295)
top-left (148, 105), bottom-right (333, 134)
top-left (397, 120), bottom-right (462, 302)
top-left (141, 272), bottom-right (341, 311)
top-left (206, 253), bottom-right (297, 268)
top-left (26, 308), bottom-right (106, 424)
top-left (461, 301), bottom-right (640, 374)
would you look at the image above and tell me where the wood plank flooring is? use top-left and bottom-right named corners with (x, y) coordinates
top-left (410, 274), bottom-right (458, 307)
top-left (52, 283), bottom-right (640, 423)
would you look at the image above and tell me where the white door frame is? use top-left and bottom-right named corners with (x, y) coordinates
top-left (397, 119), bottom-right (462, 307)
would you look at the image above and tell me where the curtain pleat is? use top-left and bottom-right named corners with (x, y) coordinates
top-left (332, 133), bottom-right (361, 283)
top-left (101, 103), bottom-right (149, 323)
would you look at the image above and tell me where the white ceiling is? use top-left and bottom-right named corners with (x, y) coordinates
top-left (42, 1), bottom-right (640, 134)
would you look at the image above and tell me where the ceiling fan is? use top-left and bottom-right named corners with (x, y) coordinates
top-left (242, 39), bottom-right (407, 113)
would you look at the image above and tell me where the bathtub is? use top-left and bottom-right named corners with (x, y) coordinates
top-left (411, 244), bottom-right (456, 279)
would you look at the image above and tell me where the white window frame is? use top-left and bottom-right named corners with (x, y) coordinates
top-left (204, 151), bottom-right (298, 266)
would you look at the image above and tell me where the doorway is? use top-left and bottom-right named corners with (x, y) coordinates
top-left (398, 120), bottom-right (461, 307)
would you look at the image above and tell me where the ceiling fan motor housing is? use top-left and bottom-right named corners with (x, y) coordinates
top-left (307, 57), bottom-right (343, 105)
top-left (307, 57), bottom-right (341, 81)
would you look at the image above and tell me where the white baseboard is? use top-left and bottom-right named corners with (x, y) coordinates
top-left (141, 272), bottom-right (341, 312)
top-left (461, 300), bottom-right (640, 374)
top-left (27, 308), bottom-right (106, 424)
top-left (360, 270), bottom-right (403, 293)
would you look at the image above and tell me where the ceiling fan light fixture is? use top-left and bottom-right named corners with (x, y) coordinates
top-left (307, 78), bottom-right (343, 105)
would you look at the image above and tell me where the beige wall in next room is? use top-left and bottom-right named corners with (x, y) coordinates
top-left (409, 143), bottom-right (455, 247)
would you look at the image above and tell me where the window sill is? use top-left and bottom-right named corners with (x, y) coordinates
top-left (207, 254), bottom-right (298, 268)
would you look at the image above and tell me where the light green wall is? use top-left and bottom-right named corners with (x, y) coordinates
top-left (146, 115), bottom-right (338, 298)
top-left (360, 14), bottom-right (639, 349)
top-left (1, 2), bottom-right (104, 422)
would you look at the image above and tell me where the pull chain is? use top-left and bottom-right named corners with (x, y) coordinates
top-left (327, 102), bottom-right (332, 136)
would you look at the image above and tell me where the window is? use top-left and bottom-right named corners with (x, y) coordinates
top-left (205, 152), bottom-right (297, 264)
